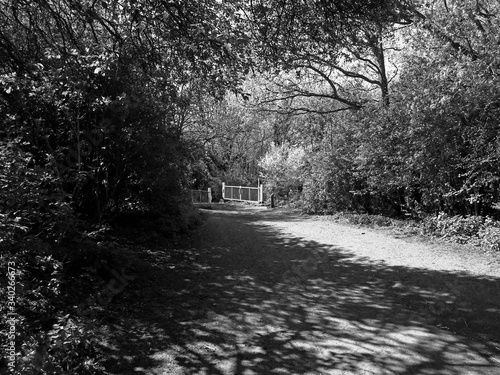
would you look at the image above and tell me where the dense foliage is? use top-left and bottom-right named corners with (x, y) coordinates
top-left (223, 1), bottom-right (500, 220)
top-left (0, 0), bottom-right (251, 229)
top-left (2, 0), bottom-right (500, 373)
top-left (0, 0), bottom-right (250, 373)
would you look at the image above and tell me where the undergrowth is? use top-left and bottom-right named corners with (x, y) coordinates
top-left (1, 209), bottom-right (201, 374)
top-left (421, 213), bottom-right (500, 251)
top-left (326, 211), bottom-right (500, 252)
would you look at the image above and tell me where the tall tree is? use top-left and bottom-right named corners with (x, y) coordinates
top-left (244, 0), bottom-right (414, 113)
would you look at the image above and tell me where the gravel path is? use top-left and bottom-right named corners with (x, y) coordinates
top-left (102, 204), bottom-right (500, 375)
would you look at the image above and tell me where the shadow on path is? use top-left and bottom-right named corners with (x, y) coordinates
top-left (101, 205), bottom-right (500, 374)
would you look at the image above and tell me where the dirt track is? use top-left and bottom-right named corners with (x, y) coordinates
top-left (101, 204), bottom-right (500, 375)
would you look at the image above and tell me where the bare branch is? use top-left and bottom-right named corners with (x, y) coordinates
top-left (299, 64), bottom-right (339, 97)
top-left (256, 104), bottom-right (354, 116)
top-left (388, 60), bottom-right (399, 85)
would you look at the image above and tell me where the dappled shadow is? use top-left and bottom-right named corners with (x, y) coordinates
top-left (100, 204), bottom-right (500, 374)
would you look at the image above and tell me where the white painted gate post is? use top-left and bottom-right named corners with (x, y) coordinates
top-left (208, 188), bottom-right (212, 203)
top-left (222, 182), bottom-right (225, 200)
top-left (259, 184), bottom-right (263, 203)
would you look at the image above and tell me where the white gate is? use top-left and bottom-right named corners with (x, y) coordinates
top-left (222, 183), bottom-right (263, 204)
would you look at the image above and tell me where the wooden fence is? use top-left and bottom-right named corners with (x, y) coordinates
top-left (222, 183), bottom-right (263, 204)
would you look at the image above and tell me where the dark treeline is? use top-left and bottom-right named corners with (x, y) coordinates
top-left (0, 0), bottom-right (250, 242)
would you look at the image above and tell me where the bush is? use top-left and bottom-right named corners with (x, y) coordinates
top-left (325, 210), bottom-right (500, 252)
top-left (478, 221), bottom-right (500, 252)
top-left (259, 144), bottom-right (305, 195)
top-left (421, 212), bottom-right (500, 250)
top-left (0, 142), bottom-right (78, 244)
top-left (422, 213), bottom-right (483, 243)
top-left (0, 235), bottom-right (107, 375)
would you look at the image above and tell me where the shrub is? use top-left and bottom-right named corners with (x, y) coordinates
top-left (259, 144), bottom-right (305, 195)
top-left (0, 142), bottom-right (79, 244)
top-left (421, 212), bottom-right (500, 250)
top-left (422, 213), bottom-right (483, 243)
top-left (478, 221), bottom-right (500, 252)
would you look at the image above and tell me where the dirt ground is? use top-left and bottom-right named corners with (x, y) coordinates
top-left (99, 204), bottom-right (500, 374)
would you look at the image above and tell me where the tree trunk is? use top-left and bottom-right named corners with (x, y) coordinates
top-left (371, 36), bottom-right (390, 107)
